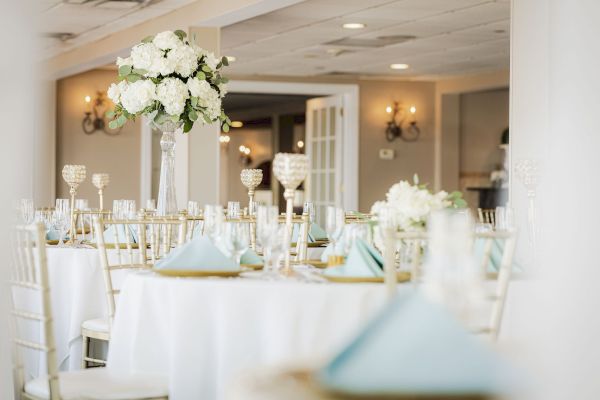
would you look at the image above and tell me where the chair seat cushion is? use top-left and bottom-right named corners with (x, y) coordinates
top-left (24, 368), bottom-right (168, 400)
top-left (82, 317), bottom-right (110, 333)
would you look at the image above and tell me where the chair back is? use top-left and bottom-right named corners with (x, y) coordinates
top-left (382, 229), bottom-right (517, 340)
top-left (73, 209), bottom-right (112, 242)
top-left (93, 217), bottom-right (186, 325)
top-left (9, 223), bottom-right (60, 399)
top-left (477, 208), bottom-right (496, 228)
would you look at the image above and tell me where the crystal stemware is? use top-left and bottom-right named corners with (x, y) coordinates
top-left (326, 206), bottom-right (345, 263)
top-left (221, 222), bottom-right (250, 266)
top-left (54, 199), bottom-right (70, 247)
top-left (240, 169), bottom-right (263, 216)
top-left (204, 205), bottom-right (224, 241)
top-left (272, 153), bottom-right (309, 273)
top-left (19, 199), bottom-right (34, 224)
top-left (227, 201), bottom-right (241, 219)
top-left (187, 201), bottom-right (200, 216)
top-left (62, 164), bottom-right (86, 244)
top-left (92, 173), bottom-right (110, 210)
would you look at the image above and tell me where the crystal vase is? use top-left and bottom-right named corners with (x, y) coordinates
top-left (155, 121), bottom-right (181, 216)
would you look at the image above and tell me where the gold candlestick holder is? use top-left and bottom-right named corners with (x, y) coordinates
top-left (241, 169), bottom-right (263, 251)
top-left (62, 165), bottom-right (86, 245)
top-left (92, 173), bottom-right (110, 210)
top-left (273, 153), bottom-right (309, 274)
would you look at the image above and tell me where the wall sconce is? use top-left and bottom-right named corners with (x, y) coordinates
top-left (83, 91), bottom-right (122, 135)
top-left (385, 101), bottom-right (420, 142)
top-left (239, 145), bottom-right (252, 166)
top-left (219, 134), bottom-right (231, 147)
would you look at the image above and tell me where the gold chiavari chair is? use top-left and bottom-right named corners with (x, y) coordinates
top-left (73, 209), bottom-right (112, 242)
top-left (382, 229), bottom-right (517, 341)
top-left (477, 208), bottom-right (496, 228)
top-left (9, 223), bottom-right (169, 399)
top-left (80, 216), bottom-right (186, 368)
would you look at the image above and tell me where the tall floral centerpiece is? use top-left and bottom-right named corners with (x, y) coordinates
top-left (106, 29), bottom-right (230, 215)
top-left (370, 175), bottom-right (466, 250)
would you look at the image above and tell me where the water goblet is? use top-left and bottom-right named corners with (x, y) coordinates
top-left (240, 169), bottom-right (263, 215)
top-left (20, 199), bottom-right (34, 224)
top-left (227, 201), bottom-right (241, 219)
top-left (222, 222), bottom-right (250, 265)
top-left (326, 206), bottom-right (345, 262)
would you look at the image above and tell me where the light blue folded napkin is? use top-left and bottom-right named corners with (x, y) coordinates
top-left (46, 229), bottom-right (61, 241)
top-left (320, 239), bottom-right (346, 262)
top-left (473, 237), bottom-right (521, 272)
top-left (240, 248), bottom-right (263, 264)
top-left (317, 292), bottom-right (520, 396)
top-left (291, 223), bottom-right (329, 243)
top-left (97, 224), bottom-right (138, 244)
top-left (324, 239), bottom-right (384, 278)
top-left (155, 236), bottom-right (239, 270)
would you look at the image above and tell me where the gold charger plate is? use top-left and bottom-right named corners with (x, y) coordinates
top-left (307, 260), bottom-right (328, 269)
top-left (324, 271), bottom-right (411, 283)
top-left (242, 263), bottom-right (263, 270)
top-left (153, 268), bottom-right (242, 278)
top-left (46, 240), bottom-right (59, 246)
top-left (83, 241), bottom-right (141, 249)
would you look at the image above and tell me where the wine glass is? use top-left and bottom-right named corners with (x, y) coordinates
top-left (221, 222), bottom-right (250, 265)
top-left (303, 202), bottom-right (315, 224)
top-left (54, 199), bottom-right (70, 246)
top-left (326, 206), bottom-right (345, 255)
top-left (227, 201), bottom-right (241, 219)
top-left (204, 205), bottom-right (224, 241)
top-left (187, 201), bottom-right (200, 216)
top-left (75, 199), bottom-right (89, 211)
top-left (35, 209), bottom-right (53, 237)
top-left (146, 199), bottom-right (156, 211)
top-left (343, 223), bottom-right (369, 256)
top-left (19, 199), bottom-right (34, 224)
top-left (256, 205), bottom-right (279, 269)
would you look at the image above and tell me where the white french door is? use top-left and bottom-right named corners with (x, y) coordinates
top-left (305, 95), bottom-right (344, 226)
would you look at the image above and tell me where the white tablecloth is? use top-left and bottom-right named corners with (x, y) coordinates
top-left (107, 273), bottom-right (390, 400)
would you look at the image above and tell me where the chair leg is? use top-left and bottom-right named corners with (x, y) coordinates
top-left (81, 334), bottom-right (89, 369)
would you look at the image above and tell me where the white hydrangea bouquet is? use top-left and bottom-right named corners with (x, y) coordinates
top-left (106, 29), bottom-right (231, 133)
top-left (370, 175), bottom-right (466, 249)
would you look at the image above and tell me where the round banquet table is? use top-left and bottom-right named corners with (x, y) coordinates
top-left (106, 272), bottom-right (390, 400)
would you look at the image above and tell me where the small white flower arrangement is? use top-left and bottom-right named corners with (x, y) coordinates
top-left (371, 174), bottom-right (467, 233)
top-left (106, 29), bottom-right (231, 133)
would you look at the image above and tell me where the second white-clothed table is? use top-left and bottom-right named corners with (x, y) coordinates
top-left (107, 273), bottom-right (389, 400)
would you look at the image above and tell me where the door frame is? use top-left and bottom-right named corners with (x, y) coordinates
top-left (226, 80), bottom-right (359, 211)
top-left (140, 80), bottom-right (360, 210)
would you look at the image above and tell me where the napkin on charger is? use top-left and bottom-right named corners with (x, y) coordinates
top-left (291, 223), bottom-right (328, 243)
top-left (317, 292), bottom-right (521, 396)
top-left (323, 239), bottom-right (384, 278)
top-left (96, 224), bottom-right (138, 244)
top-left (155, 235), bottom-right (261, 270)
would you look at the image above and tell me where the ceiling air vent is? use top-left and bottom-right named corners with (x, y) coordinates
top-left (325, 35), bottom-right (416, 48)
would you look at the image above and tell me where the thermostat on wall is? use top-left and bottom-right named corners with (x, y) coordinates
top-left (379, 148), bottom-right (395, 160)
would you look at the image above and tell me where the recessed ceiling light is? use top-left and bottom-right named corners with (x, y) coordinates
top-left (226, 56), bottom-right (236, 62)
top-left (342, 22), bottom-right (365, 29)
top-left (231, 121), bottom-right (244, 128)
top-left (390, 63), bottom-right (410, 70)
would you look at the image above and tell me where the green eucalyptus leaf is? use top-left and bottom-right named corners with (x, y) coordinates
top-left (221, 77), bottom-right (229, 83)
top-left (188, 109), bottom-right (198, 121)
top-left (183, 120), bottom-right (193, 133)
top-left (191, 96), bottom-right (198, 107)
top-left (132, 68), bottom-right (148, 75)
top-left (108, 120), bottom-right (119, 130)
top-left (126, 74), bottom-right (141, 83)
top-left (141, 35), bottom-right (154, 43)
top-left (222, 123), bottom-right (230, 133)
top-left (221, 56), bottom-right (229, 66)
top-left (105, 110), bottom-right (115, 118)
top-left (170, 114), bottom-right (180, 123)
top-left (203, 114), bottom-right (212, 124)
top-left (195, 71), bottom-right (206, 80)
top-left (454, 198), bottom-right (467, 208)
top-left (118, 65), bottom-right (132, 77)
top-left (201, 65), bottom-right (212, 73)
top-left (174, 30), bottom-right (187, 40)
top-left (116, 115), bottom-right (127, 127)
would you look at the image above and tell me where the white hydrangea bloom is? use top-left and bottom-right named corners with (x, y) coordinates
top-left (152, 31), bottom-right (181, 50)
top-left (116, 56), bottom-right (132, 67)
top-left (156, 77), bottom-right (189, 116)
top-left (120, 80), bottom-right (156, 114)
top-left (187, 78), bottom-right (220, 120)
top-left (107, 80), bottom-right (129, 104)
top-left (217, 82), bottom-right (228, 97)
top-left (167, 44), bottom-right (198, 77)
top-left (130, 43), bottom-right (164, 77)
top-left (187, 78), bottom-right (212, 98)
top-left (201, 51), bottom-right (220, 71)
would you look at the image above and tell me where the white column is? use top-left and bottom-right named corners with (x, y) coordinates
top-left (511, 1), bottom-right (600, 398)
top-left (188, 26), bottom-right (221, 206)
top-left (33, 79), bottom-right (56, 205)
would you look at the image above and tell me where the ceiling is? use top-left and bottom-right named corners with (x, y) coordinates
top-left (39, 0), bottom-right (510, 80)
top-left (222, 0), bottom-right (510, 79)
top-left (38, 0), bottom-right (197, 59)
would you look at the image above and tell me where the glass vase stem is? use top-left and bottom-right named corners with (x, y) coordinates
top-left (157, 131), bottom-right (178, 216)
